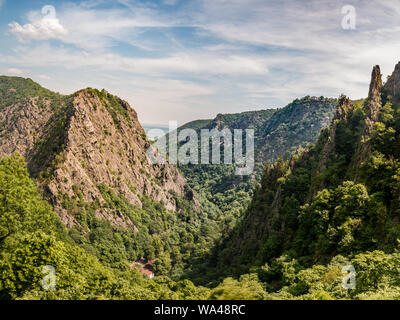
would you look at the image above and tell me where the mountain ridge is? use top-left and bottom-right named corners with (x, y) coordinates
top-left (0, 76), bottom-right (191, 228)
top-left (167, 96), bottom-right (338, 223)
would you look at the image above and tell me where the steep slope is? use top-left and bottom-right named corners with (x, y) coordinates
top-left (0, 77), bottom-right (188, 227)
top-left (213, 61), bottom-right (400, 276)
top-left (0, 77), bottom-right (212, 274)
top-left (383, 61), bottom-right (400, 103)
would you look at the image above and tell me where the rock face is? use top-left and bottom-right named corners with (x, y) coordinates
top-left (367, 65), bottom-right (383, 124)
top-left (384, 61), bottom-right (400, 99)
top-left (350, 65), bottom-right (383, 179)
top-left (0, 78), bottom-right (189, 228)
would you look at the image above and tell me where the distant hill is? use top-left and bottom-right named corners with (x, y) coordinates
top-left (167, 97), bottom-right (338, 219)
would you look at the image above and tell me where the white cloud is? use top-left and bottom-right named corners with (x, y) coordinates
top-left (9, 7), bottom-right (68, 42)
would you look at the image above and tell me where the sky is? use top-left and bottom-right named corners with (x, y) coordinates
top-left (1, 0), bottom-right (400, 126)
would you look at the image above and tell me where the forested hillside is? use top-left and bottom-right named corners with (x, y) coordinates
top-left (3, 60), bottom-right (400, 300)
top-left (0, 155), bottom-right (213, 299)
top-left (170, 98), bottom-right (337, 235)
top-left (0, 77), bottom-right (221, 281)
top-left (198, 62), bottom-right (400, 299)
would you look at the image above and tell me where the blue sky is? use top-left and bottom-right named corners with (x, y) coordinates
top-left (1, 0), bottom-right (400, 125)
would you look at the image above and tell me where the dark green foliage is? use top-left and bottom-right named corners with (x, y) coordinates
top-left (0, 76), bottom-right (63, 111)
top-left (0, 155), bottom-right (56, 244)
top-left (5, 73), bottom-right (400, 300)
top-left (58, 181), bottom-right (220, 279)
top-left (170, 97), bottom-right (337, 282)
top-left (207, 72), bottom-right (400, 299)
top-left (0, 155), bottom-right (211, 300)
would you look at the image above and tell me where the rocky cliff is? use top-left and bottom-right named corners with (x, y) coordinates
top-left (0, 77), bottom-right (190, 229)
top-left (383, 61), bottom-right (400, 101)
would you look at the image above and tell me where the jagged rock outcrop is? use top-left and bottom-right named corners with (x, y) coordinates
top-left (311, 66), bottom-right (383, 189)
top-left (0, 78), bottom-right (191, 229)
top-left (366, 65), bottom-right (383, 125)
top-left (384, 61), bottom-right (400, 99)
top-left (351, 65), bottom-right (383, 179)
